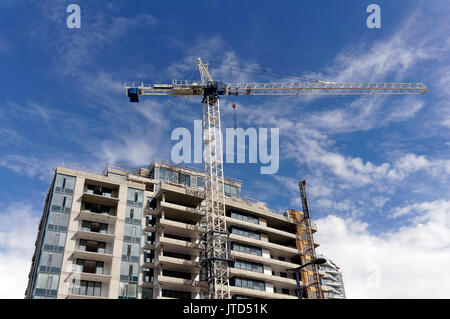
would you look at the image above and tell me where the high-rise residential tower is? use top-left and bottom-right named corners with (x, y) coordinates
top-left (26, 160), bottom-right (324, 299)
top-left (318, 255), bottom-right (346, 299)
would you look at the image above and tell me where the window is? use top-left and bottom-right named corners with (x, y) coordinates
top-left (164, 233), bottom-right (191, 242)
top-left (162, 289), bottom-right (191, 299)
top-left (280, 272), bottom-right (287, 278)
top-left (86, 185), bottom-right (113, 197)
top-left (163, 251), bottom-right (191, 260)
top-left (126, 206), bottom-right (142, 224)
top-left (146, 214), bottom-right (156, 227)
top-left (84, 202), bottom-right (111, 215)
top-left (224, 184), bottom-right (239, 198)
top-left (124, 224), bottom-right (141, 243)
top-left (127, 188), bottom-right (143, 206)
top-left (231, 242), bottom-right (262, 256)
top-left (39, 252), bottom-right (63, 273)
top-left (234, 259), bottom-right (263, 273)
top-left (51, 193), bottom-right (72, 212)
top-left (143, 268), bottom-right (154, 282)
top-left (78, 239), bottom-right (106, 254)
top-left (144, 250), bottom-right (155, 263)
top-left (230, 226), bottom-right (260, 240)
top-left (163, 270), bottom-right (191, 280)
top-left (233, 277), bottom-right (265, 291)
top-left (43, 230), bottom-right (66, 251)
top-left (141, 287), bottom-right (153, 299)
top-left (282, 288), bottom-right (290, 295)
top-left (120, 261), bottom-right (139, 282)
top-left (119, 282), bottom-right (137, 298)
top-left (147, 197), bottom-right (156, 210)
top-left (35, 274), bottom-right (59, 296)
top-left (196, 177), bottom-right (205, 188)
top-left (72, 280), bottom-right (101, 297)
top-left (81, 220), bottom-right (108, 234)
top-left (145, 232), bottom-right (155, 245)
top-left (55, 174), bottom-right (75, 193)
top-left (76, 259), bottom-right (104, 274)
top-left (158, 168), bottom-right (176, 183)
top-left (230, 210), bottom-right (259, 224)
top-left (179, 173), bottom-right (190, 186)
top-left (47, 211), bottom-right (70, 231)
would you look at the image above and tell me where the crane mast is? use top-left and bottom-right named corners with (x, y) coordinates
top-left (199, 59), bottom-right (232, 299)
top-left (124, 58), bottom-right (427, 299)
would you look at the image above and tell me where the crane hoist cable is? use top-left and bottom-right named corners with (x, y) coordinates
top-left (232, 103), bottom-right (237, 129)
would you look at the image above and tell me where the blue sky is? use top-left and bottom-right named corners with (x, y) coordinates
top-left (0, 0), bottom-right (449, 298)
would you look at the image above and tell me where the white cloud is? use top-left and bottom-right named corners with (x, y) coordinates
top-left (100, 136), bottom-right (157, 167)
top-left (387, 153), bottom-right (450, 181)
top-left (315, 199), bottom-right (450, 298)
top-left (391, 199), bottom-right (450, 219)
top-left (0, 202), bottom-right (40, 298)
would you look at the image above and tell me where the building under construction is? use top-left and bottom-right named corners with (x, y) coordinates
top-left (26, 159), bottom-right (327, 299)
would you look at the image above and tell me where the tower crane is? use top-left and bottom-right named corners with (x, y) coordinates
top-left (124, 58), bottom-right (427, 299)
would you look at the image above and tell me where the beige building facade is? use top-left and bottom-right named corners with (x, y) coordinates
top-left (26, 160), bottom-right (324, 299)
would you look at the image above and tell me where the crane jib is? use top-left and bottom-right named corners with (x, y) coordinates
top-left (125, 82), bottom-right (427, 101)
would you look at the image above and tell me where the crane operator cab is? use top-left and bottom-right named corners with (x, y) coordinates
top-left (127, 88), bottom-right (140, 102)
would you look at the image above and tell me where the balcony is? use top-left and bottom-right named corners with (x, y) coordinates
top-left (157, 275), bottom-right (196, 287)
top-left (75, 230), bottom-right (115, 243)
top-left (154, 182), bottom-right (205, 207)
top-left (157, 255), bottom-right (201, 271)
top-left (229, 286), bottom-right (297, 299)
top-left (66, 279), bottom-right (109, 299)
top-left (66, 294), bottom-right (109, 299)
top-left (159, 236), bottom-right (202, 252)
top-left (230, 268), bottom-right (298, 289)
top-left (159, 201), bottom-right (205, 223)
top-left (225, 216), bottom-right (297, 242)
top-left (79, 210), bottom-right (117, 224)
top-left (229, 234), bottom-right (301, 257)
top-left (82, 192), bottom-right (119, 207)
top-left (73, 240), bottom-right (113, 262)
top-left (225, 197), bottom-right (297, 227)
top-left (73, 271), bottom-right (112, 284)
top-left (230, 251), bottom-right (301, 273)
top-left (159, 218), bottom-right (206, 236)
top-left (72, 250), bottom-right (114, 263)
